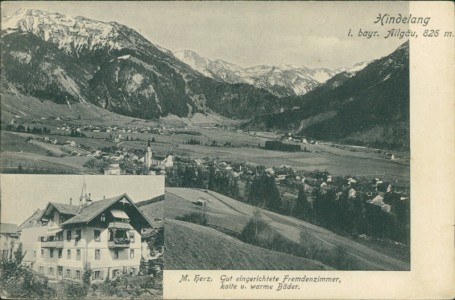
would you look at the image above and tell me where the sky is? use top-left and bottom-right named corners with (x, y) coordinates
top-left (1, 1), bottom-right (409, 69)
top-left (0, 175), bottom-right (165, 225)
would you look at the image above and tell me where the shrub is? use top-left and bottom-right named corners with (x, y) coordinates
top-left (239, 211), bottom-right (271, 245)
top-left (0, 244), bottom-right (56, 298)
top-left (64, 281), bottom-right (89, 299)
top-left (176, 211), bottom-right (208, 226)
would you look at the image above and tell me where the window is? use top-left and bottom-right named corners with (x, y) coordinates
top-left (94, 271), bottom-right (101, 280)
top-left (41, 249), bottom-right (44, 258)
top-left (76, 270), bottom-right (80, 279)
top-left (75, 229), bottom-right (81, 241)
top-left (50, 248), bottom-right (54, 258)
top-left (67, 249), bottom-right (71, 259)
top-left (95, 249), bottom-right (100, 260)
top-left (76, 249), bottom-right (81, 260)
top-left (67, 230), bottom-right (72, 241)
top-left (58, 249), bottom-right (62, 258)
top-left (65, 269), bottom-right (71, 278)
top-left (39, 266), bottom-right (44, 273)
top-left (108, 229), bottom-right (113, 241)
top-left (100, 214), bottom-right (106, 222)
top-left (33, 250), bottom-right (36, 258)
top-left (114, 250), bottom-right (119, 259)
top-left (49, 267), bottom-right (54, 276)
top-left (129, 231), bottom-right (135, 243)
top-left (56, 232), bottom-right (63, 241)
top-left (94, 230), bottom-right (101, 242)
top-left (130, 249), bottom-right (134, 259)
top-left (59, 216), bottom-right (64, 223)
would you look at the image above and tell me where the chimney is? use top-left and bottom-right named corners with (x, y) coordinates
top-left (70, 198), bottom-right (72, 206)
top-left (86, 193), bottom-right (93, 206)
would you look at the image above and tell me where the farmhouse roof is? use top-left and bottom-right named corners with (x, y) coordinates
top-left (18, 209), bottom-right (42, 231)
top-left (61, 194), bottom-right (127, 226)
top-left (48, 202), bottom-right (80, 215)
top-left (60, 193), bottom-right (154, 231)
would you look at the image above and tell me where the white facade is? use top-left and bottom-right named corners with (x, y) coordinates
top-left (145, 144), bottom-right (153, 169)
top-left (20, 194), bottom-right (150, 283)
top-left (31, 225), bottom-right (142, 281)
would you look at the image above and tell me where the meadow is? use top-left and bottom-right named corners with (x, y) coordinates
top-left (163, 188), bottom-right (410, 270)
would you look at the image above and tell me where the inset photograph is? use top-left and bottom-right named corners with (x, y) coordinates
top-left (0, 175), bottom-right (164, 299)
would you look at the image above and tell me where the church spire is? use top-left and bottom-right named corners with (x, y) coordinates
top-left (79, 177), bottom-right (89, 206)
top-left (145, 140), bottom-right (153, 169)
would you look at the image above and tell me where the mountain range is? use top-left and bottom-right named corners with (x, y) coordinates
top-left (244, 41), bottom-right (410, 148)
top-left (1, 9), bottom-right (409, 147)
top-left (174, 49), bottom-right (369, 97)
top-left (1, 9), bottom-right (279, 119)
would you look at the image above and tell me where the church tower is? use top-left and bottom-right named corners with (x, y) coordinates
top-left (79, 177), bottom-right (91, 206)
top-left (145, 140), bottom-right (153, 169)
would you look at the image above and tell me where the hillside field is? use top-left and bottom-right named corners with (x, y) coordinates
top-left (161, 188), bottom-right (410, 271)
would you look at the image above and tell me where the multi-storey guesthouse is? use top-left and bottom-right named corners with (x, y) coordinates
top-left (19, 184), bottom-right (154, 282)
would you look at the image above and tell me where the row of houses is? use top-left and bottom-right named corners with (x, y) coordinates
top-left (57, 124), bottom-right (162, 135)
top-left (103, 142), bottom-right (174, 175)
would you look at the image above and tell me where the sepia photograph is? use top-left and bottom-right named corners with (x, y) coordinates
top-left (0, 175), bottom-right (164, 298)
top-left (0, 0), bottom-right (453, 299)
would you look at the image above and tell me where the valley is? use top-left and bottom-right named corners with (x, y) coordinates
top-left (1, 7), bottom-right (411, 272)
top-left (0, 92), bottom-right (409, 181)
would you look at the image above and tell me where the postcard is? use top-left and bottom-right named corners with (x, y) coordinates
top-left (0, 1), bottom-right (453, 299)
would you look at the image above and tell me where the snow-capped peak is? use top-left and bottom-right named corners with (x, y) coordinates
top-left (173, 50), bottom-right (347, 97)
top-left (1, 8), bottom-right (170, 58)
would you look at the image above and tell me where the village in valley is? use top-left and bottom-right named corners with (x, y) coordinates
top-left (1, 101), bottom-right (411, 276)
top-left (1, 112), bottom-right (410, 249)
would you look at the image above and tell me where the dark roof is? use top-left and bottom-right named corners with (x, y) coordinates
top-left (0, 223), bottom-right (18, 234)
top-left (61, 194), bottom-right (126, 226)
top-left (48, 202), bottom-right (80, 215)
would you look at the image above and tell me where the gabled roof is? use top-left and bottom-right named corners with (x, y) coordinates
top-left (61, 194), bottom-right (126, 226)
top-left (48, 202), bottom-right (80, 215)
top-left (18, 209), bottom-right (42, 231)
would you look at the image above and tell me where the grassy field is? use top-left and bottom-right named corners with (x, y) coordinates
top-left (169, 143), bottom-right (409, 182)
top-left (0, 151), bottom-right (94, 173)
top-left (165, 219), bottom-right (330, 270)
top-left (1, 92), bottom-right (158, 128)
top-left (163, 188), bottom-right (410, 271)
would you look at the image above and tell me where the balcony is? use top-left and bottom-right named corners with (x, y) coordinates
top-left (108, 238), bottom-right (130, 248)
top-left (108, 221), bottom-right (133, 230)
top-left (41, 240), bottom-right (64, 248)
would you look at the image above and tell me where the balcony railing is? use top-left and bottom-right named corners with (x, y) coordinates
top-left (41, 240), bottom-right (64, 248)
top-left (108, 238), bottom-right (131, 248)
top-left (108, 222), bottom-right (132, 229)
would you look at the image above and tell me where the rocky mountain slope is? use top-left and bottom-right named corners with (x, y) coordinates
top-left (1, 9), bottom-right (279, 119)
top-left (175, 49), bottom-right (366, 97)
top-left (244, 41), bottom-right (409, 149)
